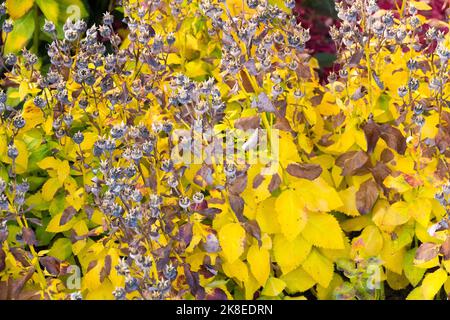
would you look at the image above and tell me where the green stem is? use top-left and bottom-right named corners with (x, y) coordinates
top-left (33, 4), bottom-right (40, 53)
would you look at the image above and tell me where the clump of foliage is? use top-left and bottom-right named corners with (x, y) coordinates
top-left (0, 0), bottom-right (449, 300)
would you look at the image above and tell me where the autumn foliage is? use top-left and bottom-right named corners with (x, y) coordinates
top-left (0, 0), bottom-right (450, 300)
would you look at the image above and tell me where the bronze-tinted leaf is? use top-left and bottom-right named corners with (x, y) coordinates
top-left (10, 248), bottom-right (31, 267)
top-left (229, 174), bottom-right (248, 195)
top-left (206, 288), bottom-right (228, 300)
top-left (178, 222), bottom-right (193, 246)
top-left (363, 121), bottom-right (380, 154)
top-left (0, 247), bottom-right (5, 272)
top-left (243, 220), bottom-right (262, 246)
top-left (356, 179), bottom-right (379, 215)
top-left (268, 173), bottom-right (281, 193)
top-left (60, 206), bottom-right (77, 226)
top-left (380, 148), bottom-right (394, 163)
top-left (240, 69), bottom-right (256, 93)
top-left (100, 255), bottom-right (112, 282)
top-left (440, 236), bottom-right (450, 260)
top-left (234, 116), bottom-right (260, 130)
top-left (183, 264), bottom-right (205, 299)
top-left (286, 163), bottom-right (322, 180)
top-left (370, 162), bottom-right (392, 189)
top-left (39, 256), bottom-right (60, 276)
top-left (351, 86), bottom-right (368, 101)
top-left (22, 227), bottom-right (37, 246)
top-left (229, 194), bottom-right (245, 222)
top-left (336, 151), bottom-right (370, 176)
top-left (415, 242), bottom-right (440, 263)
top-left (379, 124), bottom-right (407, 155)
top-left (197, 207), bottom-right (222, 219)
top-left (252, 174), bottom-right (265, 189)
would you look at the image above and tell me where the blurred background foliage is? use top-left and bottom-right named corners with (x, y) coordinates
top-left (1, 0), bottom-right (448, 76)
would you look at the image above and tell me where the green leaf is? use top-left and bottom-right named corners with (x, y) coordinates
top-left (4, 9), bottom-right (35, 54)
top-left (48, 238), bottom-right (72, 260)
top-left (35, 0), bottom-right (59, 23)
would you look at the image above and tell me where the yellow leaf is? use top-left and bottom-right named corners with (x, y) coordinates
top-left (35, 0), bottom-right (59, 23)
top-left (41, 177), bottom-right (62, 202)
top-left (280, 267), bottom-right (316, 294)
top-left (57, 160), bottom-right (70, 183)
top-left (411, 0), bottom-right (432, 10)
top-left (292, 178), bottom-right (343, 212)
top-left (302, 212), bottom-right (344, 249)
top-left (261, 277), bottom-right (286, 296)
top-left (337, 186), bottom-right (360, 216)
top-left (421, 268), bottom-right (447, 300)
top-left (276, 190), bottom-right (307, 241)
top-left (408, 198), bottom-right (431, 228)
top-left (302, 249), bottom-right (334, 288)
top-left (352, 225), bottom-right (383, 257)
top-left (37, 157), bottom-right (60, 170)
top-left (386, 270), bottom-right (409, 290)
top-left (218, 223), bottom-right (246, 263)
top-left (82, 261), bottom-right (104, 291)
top-left (382, 201), bottom-right (410, 227)
top-left (256, 197), bottom-right (281, 234)
top-left (22, 100), bottom-right (44, 131)
top-left (13, 140), bottom-right (29, 174)
top-left (46, 211), bottom-right (77, 233)
top-left (247, 245), bottom-right (270, 286)
top-left (273, 234), bottom-right (311, 274)
top-left (6, 0), bottom-right (34, 19)
top-left (222, 259), bottom-right (248, 283)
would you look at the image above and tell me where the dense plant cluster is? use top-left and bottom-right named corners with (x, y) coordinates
top-left (0, 0), bottom-right (449, 300)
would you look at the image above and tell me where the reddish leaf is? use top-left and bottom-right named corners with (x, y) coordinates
top-left (356, 179), bottom-right (379, 215)
top-left (252, 174), bottom-right (265, 189)
top-left (286, 163), bottom-right (322, 180)
top-left (234, 116), bottom-right (260, 131)
top-left (229, 174), bottom-right (248, 195)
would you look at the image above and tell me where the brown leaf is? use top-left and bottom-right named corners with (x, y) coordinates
top-left (252, 174), bottom-right (265, 189)
top-left (240, 69), bottom-right (255, 93)
top-left (379, 124), bottom-right (407, 155)
top-left (40, 256), bottom-right (61, 276)
top-left (243, 220), bottom-right (262, 247)
top-left (440, 236), bottom-right (450, 260)
top-left (370, 162), bottom-right (392, 190)
top-left (268, 174), bottom-right (281, 193)
top-left (9, 268), bottom-right (35, 300)
top-left (363, 121), bottom-right (380, 154)
top-left (380, 148), bottom-right (394, 163)
top-left (234, 116), bottom-right (260, 130)
top-left (60, 206), bottom-right (77, 226)
top-left (336, 151), bottom-right (371, 176)
top-left (22, 227), bottom-right (37, 246)
top-left (206, 288), bottom-right (228, 300)
top-left (229, 173), bottom-right (248, 195)
top-left (415, 242), bottom-right (440, 262)
top-left (100, 255), bottom-right (112, 282)
top-left (0, 247), bottom-right (5, 272)
top-left (178, 222), bottom-right (193, 245)
top-left (183, 264), bottom-right (205, 299)
top-left (286, 163), bottom-right (322, 180)
top-left (229, 194), bottom-right (245, 222)
top-left (356, 179), bottom-right (379, 215)
top-left (10, 248), bottom-right (31, 267)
